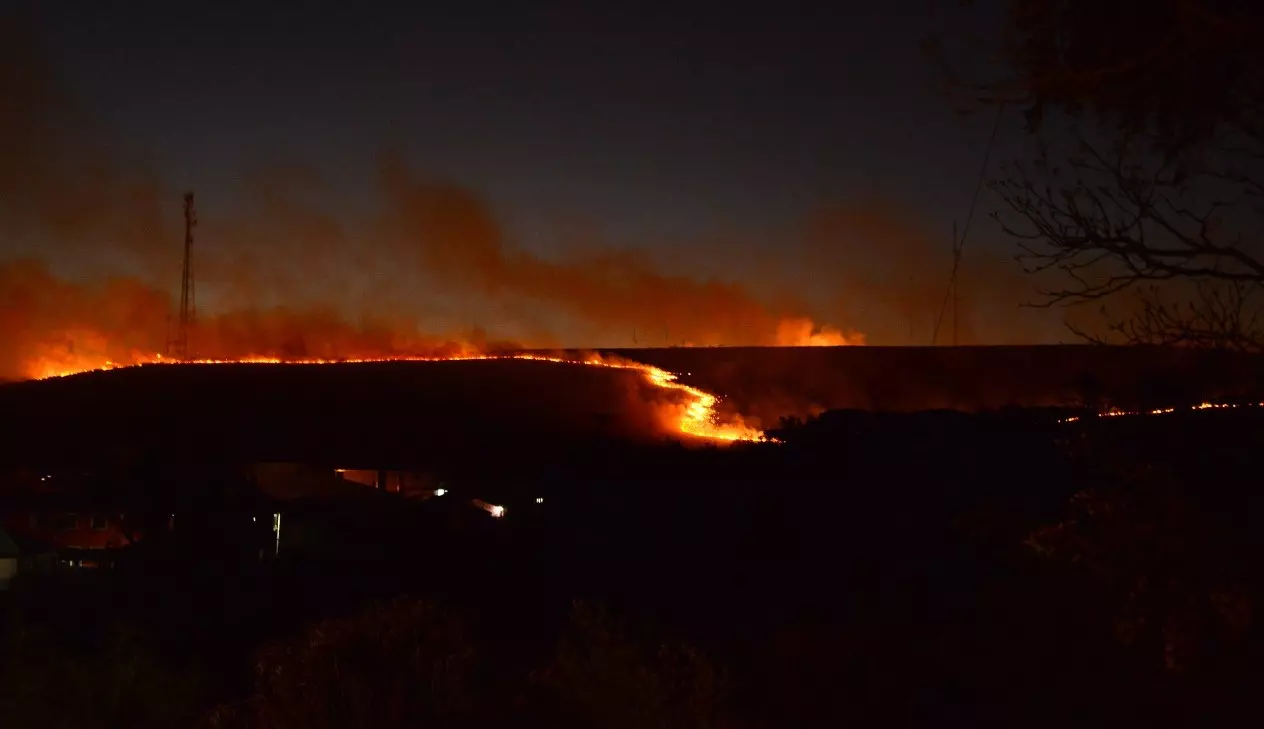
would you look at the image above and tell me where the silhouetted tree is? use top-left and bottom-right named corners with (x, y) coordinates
top-left (1129, 368), bottom-right (1204, 411)
top-left (933, 0), bottom-right (1261, 150)
top-left (1067, 370), bottom-right (1107, 410)
top-left (1066, 282), bottom-right (1263, 351)
top-left (211, 598), bottom-right (477, 729)
top-left (941, 0), bottom-right (1264, 347)
top-left (992, 129), bottom-right (1264, 349)
top-left (1028, 434), bottom-right (1253, 671)
top-left (530, 601), bottom-right (738, 729)
top-left (0, 614), bottom-right (205, 729)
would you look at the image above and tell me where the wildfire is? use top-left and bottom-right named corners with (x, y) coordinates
top-left (29, 351), bottom-right (767, 443)
top-left (775, 318), bottom-right (864, 347)
top-left (1059, 401), bottom-right (1264, 423)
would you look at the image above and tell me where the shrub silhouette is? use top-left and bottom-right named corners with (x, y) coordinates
top-left (0, 612), bottom-right (205, 729)
top-left (531, 601), bottom-right (738, 729)
top-left (213, 597), bottom-right (477, 729)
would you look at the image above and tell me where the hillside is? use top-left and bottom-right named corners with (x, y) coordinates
top-left (0, 359), bottom-right (681, 469)
top-left (600, 344), bottom-right (1264, 424)
top-left (1, 345), bottom-right (1258, 469)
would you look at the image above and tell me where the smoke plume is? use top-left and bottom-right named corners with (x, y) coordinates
top-left (0, 23), bottom-right (869, 381)
top-left (4, 18), bottom-right (1068, 386)
top-left (802, 198), bottom-right (1043, 346)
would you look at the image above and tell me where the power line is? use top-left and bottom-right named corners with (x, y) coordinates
top-left (169, 191), bottom-right (196, 360)
top-left (932, 102), bottom-right (1005, 345)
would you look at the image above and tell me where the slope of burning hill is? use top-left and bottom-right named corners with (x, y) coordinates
top-left (2, 344), bottom-right (1258, 472)
top-left (0, 359), bottom-right (712, 470)
top-left (605, 345), bottom-right (1264, 426)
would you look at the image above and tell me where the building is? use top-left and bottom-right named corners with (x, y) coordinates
top-left (332, 468), bottom-right (445, 498)
top-left (0, 508), bottom-right (133, 569)
top-left (0, 463), bottom-right (499, 575)
top-left (15, 510), bottom-right (129, 550)
top-left (0, 524), bottom-right (57, 589)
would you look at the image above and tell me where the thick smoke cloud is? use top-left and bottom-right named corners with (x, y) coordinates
top-left (0, 21), bottom-right (171, 272)
top-left (372, 156), bottom-right (857, 348)
top-left (801, 198), bottom-right (1046, 346)
top-left (2, 20), bottom-right (1066, 385)
top-left (0, 26), bottom-right (863, 381)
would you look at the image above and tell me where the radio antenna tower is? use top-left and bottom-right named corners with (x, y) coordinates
top-left (172, 191), bottom-right (197, 360)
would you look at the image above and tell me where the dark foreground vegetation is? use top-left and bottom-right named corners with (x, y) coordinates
top-left (3, 403), bottom-right (1264, 728)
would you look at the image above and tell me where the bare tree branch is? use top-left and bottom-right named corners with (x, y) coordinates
top-left (992, 116), bottom-right (1264, 348)
top-left (994, 124), bottom-right (1264, 296)
top-left (1068, 282), bottom-right (1264, 352)
top-left (936, 0), bottom-right (1264, 350)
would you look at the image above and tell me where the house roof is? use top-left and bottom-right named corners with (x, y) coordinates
top-left (251, 463), bottom-right (399, 503)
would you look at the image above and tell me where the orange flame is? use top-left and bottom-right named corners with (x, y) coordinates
top-left (1059, 401), bottom-right (1264, 423)
top-left (17, 312), bottom-right (859, 443)
top-left (29, 350), bottom-right (767, 443)
top-left (774, 318), bottom-right (865, 346)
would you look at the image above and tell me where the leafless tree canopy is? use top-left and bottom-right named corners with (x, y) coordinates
top-left (979, 0), bottom-right (1264, 349)
top-left (1066, 282), bottom-right (1264, 353)
top-left (993, 0), bottom-right (1263, 144)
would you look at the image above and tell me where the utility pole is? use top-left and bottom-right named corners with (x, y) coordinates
top-left (932, 221), bottom-right (964, 346)
top-left (933, 103), bottom-right (1005, 346)
top-left (951, 221), bottom-right (961, 347)
top-left (171, 191), bottom-right (196, 360)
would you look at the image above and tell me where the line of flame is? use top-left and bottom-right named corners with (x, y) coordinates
top-left (1059, 401), bottom-right (1264, 423)
top-left (33, 353), bottom-right (767, 443)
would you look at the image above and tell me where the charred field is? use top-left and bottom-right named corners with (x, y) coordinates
top-left (3, 345), bottom-right (1264, 728)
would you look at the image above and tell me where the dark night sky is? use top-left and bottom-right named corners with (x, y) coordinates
top-left (7, 0), bottom-right (1066, 346)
